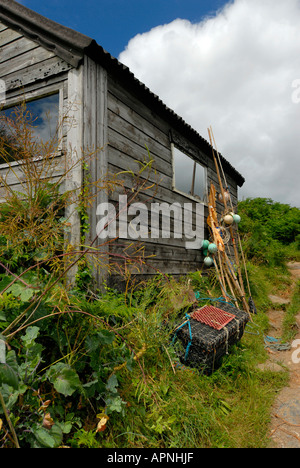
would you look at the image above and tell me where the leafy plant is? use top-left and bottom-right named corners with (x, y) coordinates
top-left (238, 198), bottom-right (300, 265)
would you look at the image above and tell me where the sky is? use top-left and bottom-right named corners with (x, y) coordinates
top-left (19, 0), bottom-right (300, 207)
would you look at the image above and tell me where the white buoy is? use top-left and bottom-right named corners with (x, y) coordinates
top-left (204, 257), bottom-right (214, 267)
top-left (223, 214), bottom-right (234, 225)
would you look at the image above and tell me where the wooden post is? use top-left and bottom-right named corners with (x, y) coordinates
top-left (83, 56), bottom-right (109, 290)
top-left (65, 65), bottom-right (84, 285)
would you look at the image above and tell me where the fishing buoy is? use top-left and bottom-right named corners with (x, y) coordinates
top-left (208, 243), bottom-right (218, 254)
top-left (218, 191), bottom-right (230, 203)
top-left (223, 214), bottom-right (234, 225)
top-left (233, 214), bottom-right (241, 224)
top-left (201, 240), bottom-right (210, 249)
top-left (204, 257), bottom-right (214, 267)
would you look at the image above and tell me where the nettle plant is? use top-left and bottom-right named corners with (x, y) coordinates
top-left (0, 101), bottom-right (157, 448)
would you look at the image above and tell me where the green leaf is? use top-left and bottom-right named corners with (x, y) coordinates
top-left (35, 428), bottom-right (56, 448)
top-left (49, 424), bottom-right (63, 447)
top-left (85, 330), bottom-right (115, 354)
top-left (6, 350), bottom-right (18, 375)
top-left (0, 311), bottom-right (6, 321)
top-left (106, 374), bottom-right (118, 394)
top-left (105, 395), bottom-right (126, 414)
top-left (34, 426), bottom-right (63, 448)
top-left (6, 283), bottom-right (23, 297)
top-left (97, 329), bottom-right (115, 345)
top-left (6, 283), bottom-right (35, 302)
top-left (0, 363), bottom-right (19, 389)
top-left (0, 276), bottom-right (13, 293)
top-left (21, 326), bottom-right (40, 347)
top-left (20, 287), bottom-right (35, 302)
top-left (47, 363), bottom-right (81, 396)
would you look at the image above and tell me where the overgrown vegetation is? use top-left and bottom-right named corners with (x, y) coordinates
top-left (0, 106), bottom-right (299, 448)
top-left (238, 197), bottom-right (300, 266)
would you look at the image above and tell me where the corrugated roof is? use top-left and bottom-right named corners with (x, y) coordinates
top-left (0, 0), bottom-right (245, 186)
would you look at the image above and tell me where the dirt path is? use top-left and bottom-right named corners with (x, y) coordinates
top-left (266, 262), bottom-right (300, 448)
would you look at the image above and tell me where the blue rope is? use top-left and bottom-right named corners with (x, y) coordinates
top-left (194, 291), bottom-right (236, 308)
top-left (172, 313), bottom-right (193, 362)
top-left (185, 317), bottom-right (193, 361)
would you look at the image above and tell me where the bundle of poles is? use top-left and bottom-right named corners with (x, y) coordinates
top-left (206, 126), bottom-right (253, 321)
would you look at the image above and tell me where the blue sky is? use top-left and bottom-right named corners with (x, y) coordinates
top-left (21, 0), bottom-right (228, 58)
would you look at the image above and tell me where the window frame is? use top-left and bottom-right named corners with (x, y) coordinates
top-left (171, 143), bottom-right (207, 204)
top-left (0, 87), bottom-right (63, 169)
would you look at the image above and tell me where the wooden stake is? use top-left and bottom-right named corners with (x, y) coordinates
top-left (208, 127), bottom-right (251, 319)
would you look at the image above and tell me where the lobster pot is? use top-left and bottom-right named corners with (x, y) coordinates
top-left (175, 303), bottom-right (250, 375)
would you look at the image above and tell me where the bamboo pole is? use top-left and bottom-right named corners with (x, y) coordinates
top-left (208, 126), bottom-right (247, 297)
top-left (209, 126), bottom-right (248, 295)
top-left (222, 260), bottom-right (239, 309)
top-left (207, 188), bottom-right (244, 311)
top-left (207, 127), bottom-right (252, 319)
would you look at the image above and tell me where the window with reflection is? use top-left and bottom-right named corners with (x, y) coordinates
top-left (173, 146), bottom-right (207, 201)
top-left (0, 93), bottom-right (60, 164)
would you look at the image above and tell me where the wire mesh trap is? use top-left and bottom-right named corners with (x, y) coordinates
top-left (173, 302), bottom-right (250, 375)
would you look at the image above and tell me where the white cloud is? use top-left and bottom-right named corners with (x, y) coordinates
top-left (119, 0), bottom-right (300, 207)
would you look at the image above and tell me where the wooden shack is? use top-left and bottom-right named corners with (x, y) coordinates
top-left (0, 0), bottom-right (245, 288)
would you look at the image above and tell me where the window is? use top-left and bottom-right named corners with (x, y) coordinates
top-left (172, 146), bottom-right (207, 202)
top-left (0, 93), bottom-right (60, 164)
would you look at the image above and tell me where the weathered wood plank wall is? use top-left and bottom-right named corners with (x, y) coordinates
top-left (106, 76), bottom-right (207, 283)
top-left (105, 73), bottom-right (238, 284)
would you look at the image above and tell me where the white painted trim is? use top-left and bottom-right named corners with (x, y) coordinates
top-left (64, 65), bottom-right (84, 282)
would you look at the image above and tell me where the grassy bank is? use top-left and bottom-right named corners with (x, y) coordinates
top-left (0, 270), bottom-right (290, 448)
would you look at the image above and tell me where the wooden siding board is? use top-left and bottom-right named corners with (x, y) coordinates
top-left (108, 146), bottom-right (172, 191)
top-left (108, 91), bottom-right (171, 150)
top-left (0, 21), bottom-right (8, 32)
top-left (3, 56), bottom-right (72, 92)
top-left (108, 74), bottom-right (172, 139)
top-left (0, 37), bottom-right (41, 64)
top-left (2, 74), bottom-right (68, 106)
top-left (0, 154), bottom-right (66, 201)
top-left (1, 47), bottom-right (55, 78)
top-left (0, 26), bottom-right (22, 46)
top-left (108, 108), bottom-right (172, 164)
